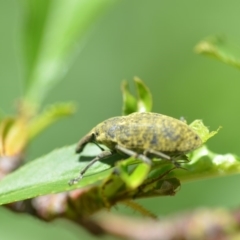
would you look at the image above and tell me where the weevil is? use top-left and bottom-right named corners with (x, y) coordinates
top-left (69, 112), bottom-right (202, 185)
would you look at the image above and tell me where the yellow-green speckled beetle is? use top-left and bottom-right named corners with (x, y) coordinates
top-left (69, 112), bottom-right (202, 185)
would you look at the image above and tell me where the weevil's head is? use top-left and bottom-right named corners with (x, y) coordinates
top-left (92, 121), bottom-right (118, 150)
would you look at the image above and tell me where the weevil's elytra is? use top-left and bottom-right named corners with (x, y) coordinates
top-left (69, 112), bottom-right (202, 185)
top-left (80, 112), bottom-right (202, 154)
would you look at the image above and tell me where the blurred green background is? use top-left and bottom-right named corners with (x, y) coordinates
top-left (1, 0), bottom-right (240, 239)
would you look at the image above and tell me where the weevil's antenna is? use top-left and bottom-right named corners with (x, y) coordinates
top-left (93, 140), bottom-right (105, 151)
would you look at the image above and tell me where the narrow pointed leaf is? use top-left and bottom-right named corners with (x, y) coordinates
top-left (28, 102), bottom-right (76, 140)
top-left (134, 77), bottom-right (152, 112)
top-left (195, 36), bottom-right (240, 69)
top-left (189, 119), bottom-right (221, 143)
top-left (22, 0), bottom-right (117, 106)
top-left (121, 80), bottom-right (138, 115)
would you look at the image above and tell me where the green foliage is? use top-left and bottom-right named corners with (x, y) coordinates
top-left (0, 2), bottom-right (235, 210)
top-left (115, 158), bottom-right (151, 189)
top-left (2, 1), bottom-right (240, 239)
top-left (1, 142), bottom-right (240, 206)
top-left (189, 119), bottom-right (221, 143)
top-left (0, 78), bottom-right (228, 206)
top-left (175, 145), bottom-right (240, 181)
top-left (122, 77), bottom-right (152, 115)
top-left (0, 1), bottom-right (118, 158)
top-left (60, 163), bottom-right (180, 219)
top-left (21, 0), bottom-right (117, 107)
top-left (28, 102), bottom-right (76, 140)
top-left (195, 36), bottom-right (240, 69)
top-left (0, 144), bottom-right (112, 205)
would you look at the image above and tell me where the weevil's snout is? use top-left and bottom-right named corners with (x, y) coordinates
top-left (75, 133), bottom-right (94, 153)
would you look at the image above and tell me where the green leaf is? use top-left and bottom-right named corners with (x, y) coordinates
top-left (0, 144), bottom-right (121, 205)
top-left (195, 35), bottom-right (240, 69)
top-left (21, 0), bottom-right (117, 106)
top-left (134, 77), bottom-right (152, 112)
top-left (121, 78), bottom-right (153, 115)
top-left (116, 158), bottom-right (151, 189)
top-left (1, 142), bottom-right (240, 205)
top-left (189, 119), bottom-right (221, 143)
top-left (28, 102), bottom-right (76, 140)
top-left (140, 145), bottom-right (240, 183)
top-left (174, 145), bottom-right (240, 182)
top-left (121, 80), bottom-right (138, 115)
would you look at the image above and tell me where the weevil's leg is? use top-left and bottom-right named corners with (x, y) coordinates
top-left (115, 145), bottom-right (152, 165)
top-left (174, 154), bottom-right (189, 162)
top-left (69, 150), bottom-right (114, 185)
top-left (143, 149), bottom-right (180, 167)
top-left (140, 167), bottom-right (176, 187)
top-left (143, 149), bottom-right (171, 160)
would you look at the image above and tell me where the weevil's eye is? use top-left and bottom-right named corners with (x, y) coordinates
top-left (194, 136), bottom-right (199, 140)
top-left (95, 131), bottom-right (99, 136)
